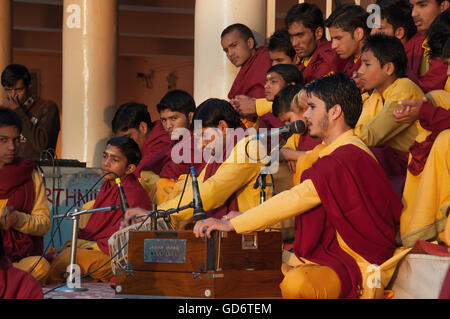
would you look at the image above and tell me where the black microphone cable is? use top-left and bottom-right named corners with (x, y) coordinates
top-left (43, 209), bottom-right (164, 296)
top-left (44, 171), bottom-right (192, 295)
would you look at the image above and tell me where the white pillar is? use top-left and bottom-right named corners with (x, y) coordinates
top-left (326, 0), bottom-right (333, 40)
top-left (61, 0), bottom-right (118, 167)
top-left (194, 0), bottom-right (266, 104)
top-left (0, 0), bottom-right (12, 103)
top-left (266, 0), bottom-right (276, 40)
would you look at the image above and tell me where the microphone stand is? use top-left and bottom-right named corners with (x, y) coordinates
top-left (134, 202), bottom-right (195, 230)
top-left (136, 166), bottom-right (205, 228)
top-left (253, 173), bottom-right (273, 204)
top-left (52, 205), bottom-right (119, 292)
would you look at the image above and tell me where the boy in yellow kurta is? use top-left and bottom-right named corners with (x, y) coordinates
top-left (393, 37), bottom-right (450, 247)
top-left (124, 99), bottom-right (270, 230)
top-left (192, 74), bottom-right (409, 299)
top-left (393, 96), bottom-right (450, 247)
top-left (355, 34), bottom-right (430, 198)
top-left (355, 34), bottom-right (426, 152)
top-left (0, 107), bottom-right (50, 285)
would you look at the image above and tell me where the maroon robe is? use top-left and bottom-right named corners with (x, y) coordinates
top-left (405, 32), bottom-right (448, 92)
top-left (258, 112), bottom-right (284, 130)
top-left (439, 266), bottom-right (450, 299)
top-left (296, 132), bottom-right (322, 152)
top-left (408, 102), bottom-right (450, 175)
top-left (341, 56), bottom-right (362, 78)
top-left (159, 130), bottom-right (206, 181)
top-left (200, 134), bottom-right (245, 219)
top-left (296, 144), bottom-right (402, 298)
top-left (228, 46), bottom-right (272, 100)
top-left (0, 257), bottom-right (43, 299)
top-left (0, 159), bottom-right (43, 262)
top-left (369, 146), bottom-right (409, 199)
top-left (405, 32), bottom-right (426, 78)
top-left (78, 174), bottom-right (151, 255)
top-left (135, 120), bottom-right (173, 177)
top-left (298, 39), bottom-right (342, 84)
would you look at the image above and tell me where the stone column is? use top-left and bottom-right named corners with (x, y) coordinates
top-left (0, 0), bottom-right (12, 103)
top-left (61, 0), bottom-right (118, 167)
top-left (194, 0), bottom-right (266, 104)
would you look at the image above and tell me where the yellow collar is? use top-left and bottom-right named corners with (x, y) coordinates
top-left (318, 129), bottom-right (357, 158)
top-left (422, 38), bottom-right (430, 55)
top-left (302, 55), bottom-right (314, 67)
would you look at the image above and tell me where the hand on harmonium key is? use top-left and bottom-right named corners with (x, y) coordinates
top-left (193, 211), bottom-right (241, 239)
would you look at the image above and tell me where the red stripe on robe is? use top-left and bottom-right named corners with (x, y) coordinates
top-left (228, 46), bottom-right (272, 100)
top-left (78, 174), bottom-right (152, 255)
top-left (0, 158), bottom-right (42, 262)
top-left (298, 39), bottom-right (342, 84)
top-left (200, 134), bottom-right (244, 219)
top-left (408, 102), bottom-right (450, 175)
top-left (296, 144), bottom-right (402, 298)
top-left (0, 257), bottom-right (43, 299)
top-left (159, 130), bottom-right (206, 181)
top-left (135, 120), bottom-right (173, 177)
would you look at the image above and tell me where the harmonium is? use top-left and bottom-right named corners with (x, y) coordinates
top-left (111, 230), bottom-right (283, 298)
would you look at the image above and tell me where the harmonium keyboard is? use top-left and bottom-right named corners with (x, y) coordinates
top-left (114, 230), bottom-right (283, 298)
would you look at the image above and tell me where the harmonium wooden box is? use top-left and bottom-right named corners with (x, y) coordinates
top-left (114, 230), bottom-right (283, 298)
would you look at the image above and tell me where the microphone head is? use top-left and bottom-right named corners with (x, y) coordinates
top-left (189, 167), bottom-right (197, 178)
top-left (290, 120), bottom-right (306, 134)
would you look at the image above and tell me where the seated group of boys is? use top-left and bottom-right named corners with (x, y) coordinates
top-left (1, 0), bottom-right (449, 299)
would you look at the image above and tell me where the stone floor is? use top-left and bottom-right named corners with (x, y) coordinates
top-left (43, 281), bottom-right (119, 299)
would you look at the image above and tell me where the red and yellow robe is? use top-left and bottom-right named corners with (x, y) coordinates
top-left (228, 46), bottom-right (272, 100)
top-left (298, 39), bottom-right (341, 85)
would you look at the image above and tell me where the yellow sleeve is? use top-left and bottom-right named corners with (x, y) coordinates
top-left (230, 179), bottom-right (321, 234)
top-left (159, 139), bottom-right (264, 229)
top-left (139, 170), bottom-right (159, 203)
top-left (161, 162), bottom-right (262, 229)
top-left (356, 80), bottom-right (424, 152)
top-left (155, 178), bottom-right (177, 206)
top-left (283, 134), bottom-right (300, 151)
top-left (255, 99), bottom-right (273, 117)
top-left (356, 100), bottom-right (416, 152)
top-left (13, 170), bottom-right (50, 237)
top-left (79, 200), bottom-right (95, 229)
top-left (292, 144), bottom-right (325, 185)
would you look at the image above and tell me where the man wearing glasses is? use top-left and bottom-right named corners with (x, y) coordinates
top-left (1, 64), bottom-right (60, 160)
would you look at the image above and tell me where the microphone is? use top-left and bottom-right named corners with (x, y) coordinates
top-left (252, 120), bottom-right (306, 141)
top-left (115, 178), bottom-right (129, 217)
top-left (189, 167), bottom-right (206, 221)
